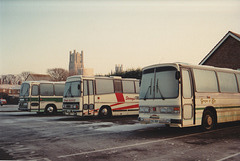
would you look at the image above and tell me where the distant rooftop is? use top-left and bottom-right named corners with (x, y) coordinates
top-left (0, 84), bottom-right (20, 90)
top-left (229, 31), bottom-right (240, 38)
top-left (26, 74), bottom-right (52, 81)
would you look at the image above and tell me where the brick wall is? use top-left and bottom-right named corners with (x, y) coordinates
top-left (203, 36), bottom-right (240, 70)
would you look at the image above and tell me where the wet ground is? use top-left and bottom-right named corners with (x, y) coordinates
top-left (0, 105), bottom-right (240, 160)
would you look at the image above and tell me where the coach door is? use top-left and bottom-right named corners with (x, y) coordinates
top-left (181, 68), bottom-right (195, 126)
top-left (83, 80), bottom-right (95, 116)
top-left (30, 84), bottom-right (40, 112)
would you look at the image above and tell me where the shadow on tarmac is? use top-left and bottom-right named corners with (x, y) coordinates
top-left (131, 120), bottom-right (240, 140)
top-left (57, 115), bottom-right (139, 124)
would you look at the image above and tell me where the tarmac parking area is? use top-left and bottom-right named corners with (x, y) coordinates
top-left (0, 105), bottom-right (240, 161)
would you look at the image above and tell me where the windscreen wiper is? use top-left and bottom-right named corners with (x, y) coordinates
top-left (144, 79), bottom-right (152, 100)
top-left (22, 89), bottom-right (29, 98)
top-left (66, 86), bottom-right (73, 97)
top-left (156, 79), bottom-right (165, 100)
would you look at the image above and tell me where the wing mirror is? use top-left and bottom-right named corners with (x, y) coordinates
top-left (175, 71), bottom-right (180, 80)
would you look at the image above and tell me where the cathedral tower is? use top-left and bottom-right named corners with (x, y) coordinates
top-left (69, 50), bottom-right (84, 75)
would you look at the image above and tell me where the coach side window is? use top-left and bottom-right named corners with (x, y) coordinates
top-left (122, 80), bottom-right (135, 93)
top-left (237, 74), bottom-right (240, 92)
top-left (114, 80), bottom-right (123, 93)
top-left (83, 80), bottom-right (88, 96)
top-left (31, 85), bottom-right (39, 96)
top-left (55, 84), bottom-right (65, 96)
top-left (193, 69), bottom-right (218, 92)
top-left (135, 81), bottom-right (140, 93)
top-left (182, 70), bottom-right (192, 98)
top-left (96, 79), bottom-right (114, 94)
top-left (40, 84), bottom-right (54, 96)
top-left (217, 72), bottom-right (238, 93)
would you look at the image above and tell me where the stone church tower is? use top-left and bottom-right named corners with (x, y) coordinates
top-left (69, 50), bottom-right (84, 75)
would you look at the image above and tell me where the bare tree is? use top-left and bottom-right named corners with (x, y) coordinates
top-left (0, 74), bottom-right (22, 84)
top-left (47, 68), bottom-right (69, 81)
top-left (19, 71), bottom-right (31, 82)
top-left (0, 75), bottom-right (8, 84)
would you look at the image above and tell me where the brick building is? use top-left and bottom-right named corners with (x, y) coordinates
top-left (0, 84), bottom-right (20, 104)
top-left (199, 31), bottom-right (240, 70)
top-left (0, 84), bottom-right (20, 97)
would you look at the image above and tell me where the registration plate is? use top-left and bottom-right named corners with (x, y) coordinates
top-left (150, 119), bottom-right (160, 123)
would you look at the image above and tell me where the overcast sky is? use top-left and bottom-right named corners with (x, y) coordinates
top-left (1, 0), bottom-right (240, 75)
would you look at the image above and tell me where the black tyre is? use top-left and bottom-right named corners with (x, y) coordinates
top-left (45, 105), bottom-right (57, 115)
top-left (202, 110), bottom-right (216, 131)
top-left (99, 106), bottom-right (112, 118)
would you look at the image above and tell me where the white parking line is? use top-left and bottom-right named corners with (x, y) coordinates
top-left (216, 152), bottom-right (240, 161)
top-left (31, 157), bottom-right (51, 161)
top-left (58, 126), bottom-right (237, 159)
top-left (26, 132), bottom-right (114, 142)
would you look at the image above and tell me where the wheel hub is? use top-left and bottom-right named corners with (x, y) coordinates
top-left (207, 115), bottom-right (213, 126)
top-left (47, 107), bottom-right (54, 113)
top-left (101, 108), bottom-right (108, 116)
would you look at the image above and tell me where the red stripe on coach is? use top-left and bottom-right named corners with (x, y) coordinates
top-left (110, 103), bottom-right (123, 107)
top-left (115, 93), bottom-right (125, 102)
top-left (112, 104), bottom-right (139, 111)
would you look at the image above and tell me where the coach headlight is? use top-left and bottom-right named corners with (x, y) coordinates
top-left (73, 104), bottom-right (79, 109)
top-left (160, 107), bottom-right (180, 114)
top-left (139, 107), bottom-right (150, 113)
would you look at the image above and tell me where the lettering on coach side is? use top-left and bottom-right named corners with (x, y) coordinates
top-left (200, 98), bottom-right (216, 104)
top-left (126, 96), bottom-right (137, 101)
top-left (64, 99), bottom-right (76, 102)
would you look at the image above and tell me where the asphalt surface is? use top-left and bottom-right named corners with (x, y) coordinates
top-left (0, 105), bottom-right (240, 161)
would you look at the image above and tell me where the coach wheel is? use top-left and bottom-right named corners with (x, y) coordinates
top-left (45, 105), bottom-right (56, 115)
top-left (202, 110), bottom-right (216, 131)
top-left (99, 106), bottom-right (112, 118)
